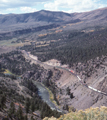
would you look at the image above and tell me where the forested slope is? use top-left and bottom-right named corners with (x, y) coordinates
top-left (22, 28), bottom-right (107, 66)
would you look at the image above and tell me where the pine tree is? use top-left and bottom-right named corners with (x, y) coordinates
top-left (31, 116), bottom-right (35, 120)
top-left (8, 102), bottom-right (16, 118)
top-left (30, 100), bottom-right (35, 112)
top-left (25, 98), bottom-right (30, 113)
top-left (16, 105), bottom-right (24, 120)
top-left (10, 102), bottom-right (15, 114)
top-left (24, 115), bottom-right (28, 120)
top-left (70, 93), bottom-right (74, 99)
top-left (66, 87), bottom-right (70, 95)
top-left (0, 94), bottom-right (6, 109)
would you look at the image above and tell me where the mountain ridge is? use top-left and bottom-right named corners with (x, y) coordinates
top-left (0, 7), bottom-right (107, 32)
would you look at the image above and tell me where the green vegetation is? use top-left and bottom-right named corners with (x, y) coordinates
top-left (46, 86), bottom-right (58, 106)
top-left (1, 26), bottom-right (107, 120)
top-left (0, 51), bottom-right (62, 119)
top-left (21, 28), bottom-right (107, 66)
top-left (0, 51), bottom-right (41, 76)
top-left (0, 75), bottom-right (61, 119)
top-left (0, 93), bottom-right (6, 109)
top-left (44, 106), bottom-right (107, 120)
top-left (8, 102), bottom-right (28, 120)
top-left (4, 69), bottom-right (13, 75)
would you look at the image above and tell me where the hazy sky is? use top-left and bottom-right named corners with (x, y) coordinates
top-left (0, 0), bottom-right (107, 14)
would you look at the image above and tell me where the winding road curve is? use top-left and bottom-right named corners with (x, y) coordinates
top-left (24, 50), bottom-right (107, 96)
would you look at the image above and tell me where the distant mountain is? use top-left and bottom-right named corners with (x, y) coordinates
top-left (0, 7), bottom-right (107, 32)
top-left (0, 10), bottom-right (73, 26)
top-left (72, 7), bottom-right (107, 23)
top-left (0, 10), bottom-right (76, 32)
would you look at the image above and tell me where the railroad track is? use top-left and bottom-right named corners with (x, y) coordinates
top-left (24, 50), bottom-right (107, 96)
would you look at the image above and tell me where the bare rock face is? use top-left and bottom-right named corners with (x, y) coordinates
top-left (55, 55), bottom-right (107, 111)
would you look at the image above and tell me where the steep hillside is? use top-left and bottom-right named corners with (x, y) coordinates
top-left (23, 28), bottom-right (107, 66)
top-left (23, 50), bottom-right (107, 111)
top-left (1, 7), bottom-right (107, 120)
top-left (54, 55), bottom-right (107, 110)
top-left (0, 51), bottom-right (62, 119)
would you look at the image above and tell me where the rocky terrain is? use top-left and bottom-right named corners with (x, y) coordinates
top-left (55, 55), bottom-right (107, 110)
top-left (1, 7), bottom-right (107, 120)
top-left (23, 51), bottom-right (107, 111)
top-left (0, 51), bottom-right (62, 119)
top-left (1, 50), bottom-right (107, 119)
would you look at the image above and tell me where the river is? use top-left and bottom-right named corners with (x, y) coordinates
top-left (33, 81), bottom-right (62, 112)
top-left (4, 68), bottom-right (62, 112)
